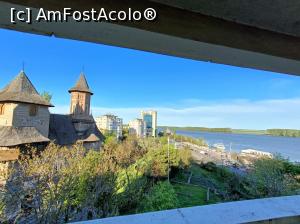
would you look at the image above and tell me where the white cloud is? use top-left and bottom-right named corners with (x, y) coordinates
top-left (50, 98), bottom-right (300, 129)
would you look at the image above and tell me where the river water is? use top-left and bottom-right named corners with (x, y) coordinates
top-left (176, 130), bottom-right (300, 162)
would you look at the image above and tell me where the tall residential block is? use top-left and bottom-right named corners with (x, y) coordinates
top-left (141, 110), bottom-right (157, 137)
top-left (128, 118), bottom-right (146, 138)
top-left (95, 114), bottom-right (123, 139)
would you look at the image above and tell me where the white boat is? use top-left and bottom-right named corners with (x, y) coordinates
top-left (212, 143), bottom-right (226, 150)
top-left (241, 149), bottom-right (273, 158)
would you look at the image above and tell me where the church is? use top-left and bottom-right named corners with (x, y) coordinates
top-left (0, 71), bottom-right (103, 179)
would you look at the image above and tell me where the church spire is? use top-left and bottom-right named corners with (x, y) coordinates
top-left (68, 73), bottom-right (93, 95)
top-left (69, 73), bottom-right (92, 117)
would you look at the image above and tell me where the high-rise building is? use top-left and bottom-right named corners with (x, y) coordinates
top-left (95, 114), bottom-right (123, 139)
top-left (141, 110), bottom-right (157, 137)
top-left (128, 118), bottom-right (146, 138)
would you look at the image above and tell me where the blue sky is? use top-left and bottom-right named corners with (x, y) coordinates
top-left (1, 28), bottom-right (300, 129)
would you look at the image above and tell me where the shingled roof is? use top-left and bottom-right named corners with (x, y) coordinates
top-left (0, 71), bottom-right (53, 107)
top-left (49, 114), bottom-right (78, 145)
top-left (0, 126), bottom-right (50, 147)
top-left (68, 73), bottom-right (93, 95)
top-left (49, 114), bottom-right (104, 145)
top-left (78, 133), bottom-right (100, 143)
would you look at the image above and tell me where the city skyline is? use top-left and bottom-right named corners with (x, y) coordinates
top-left (1, 29), bottom-right (300, 129)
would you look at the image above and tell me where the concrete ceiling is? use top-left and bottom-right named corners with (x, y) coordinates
top-left (1, 0), bottom-right (300, 76)
top-left (151, 0), bottom-right (300, 37)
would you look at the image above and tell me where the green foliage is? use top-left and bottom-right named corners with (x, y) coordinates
top-left (190, 163), bottom-right (248, 201)
top-left (267, 129), bottom-right (300, 137)
top-left (3, 134), bottom-right (300, 224)
top-left (173, 183), bottom-right (219, 207)
top-left (2, 144), bottom-right (118, 223)
top-left (173, 134), bottom-right (207, 147)
top-left (246, 158), bottom-right (298, 198)
top-left (144, 144), bottom-right (191, 178)
top-left (178, 148), bottom-right (192, 169)
top-left (282, 161), bottom-right (300, 176)
top-left (272, 155), bottom-right (300, 176)
top-left (138, 182), bottom-right (178, 212)
top-left (200, 162), bottom-right (218, 172)
top-left (103, 133), bottom-right (118, 144)
top-left (40, 91), bottom-right (52, 103)
top-left (0, 193), bottom-right (5, 222)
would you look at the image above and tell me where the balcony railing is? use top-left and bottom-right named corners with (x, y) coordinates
top-left (74, 195), bottom-right (300, 224)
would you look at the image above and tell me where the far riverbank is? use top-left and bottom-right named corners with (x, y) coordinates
top-left (175, 130), bottom-right (300, 162)
top-left (160, 126), bottom-right (300, 138)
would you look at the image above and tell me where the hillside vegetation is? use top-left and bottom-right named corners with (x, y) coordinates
top-left (1, 136), bottom-right (299, 223)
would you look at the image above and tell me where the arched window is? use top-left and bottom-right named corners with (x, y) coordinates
top-left (0, 104), bottom-right (4, 115)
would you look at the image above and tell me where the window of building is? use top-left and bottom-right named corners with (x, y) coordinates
top-left (29, 105), bottom-right (38, 116)
top-left (0, 103), bottom-right (4, 115)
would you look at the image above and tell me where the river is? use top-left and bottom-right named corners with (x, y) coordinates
top-left (176, 130), bottom-right (300, 162)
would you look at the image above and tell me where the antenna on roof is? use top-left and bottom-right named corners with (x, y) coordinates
top-left (22, 61), bottom-right (25, 71)
top-left (82, 65), bottom-right (85, 74)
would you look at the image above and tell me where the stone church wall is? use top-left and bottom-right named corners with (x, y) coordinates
top-left (12, 103), bottom-right (50, 137)
top-left (0, 103), bottom-right (15, 126)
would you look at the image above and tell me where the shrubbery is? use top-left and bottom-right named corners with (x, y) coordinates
top-left (137, 181), bottom-right (179, 212)
top-left (197, 158), bottom-right (300, 201)
top-left (246, 157), bottom-right (299, 198)
top-left (1, 136), bottom-right (191, 223)
top-left (2, 135), bottom-right (299, 223)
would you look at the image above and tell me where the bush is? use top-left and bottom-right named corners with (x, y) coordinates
top-left (2, 143), bottom-right (118, 223)
top-left (246, 158), bottom-right (299, 198)
top-left (200, 162), bottom-right (217, 172)
top-left (138, 182), bottom-right (179, 212)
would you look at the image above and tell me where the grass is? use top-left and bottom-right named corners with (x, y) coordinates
top-left (172, 163), bottom-right (226, 207)
top-left (172, 183), bottom-right (220, 207)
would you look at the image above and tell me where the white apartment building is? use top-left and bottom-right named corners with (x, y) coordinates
top-left (128, 118), bottom-right (146, 138)
top-left (95, 114), bottom-right (123, 139)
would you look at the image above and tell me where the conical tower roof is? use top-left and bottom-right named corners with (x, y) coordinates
top-left (68, 73), bottom-right (93, 95)
top-left (0, 71), bottom-right (53, 107)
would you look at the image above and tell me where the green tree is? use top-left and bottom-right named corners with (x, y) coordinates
top-left (40, 91), bottom-right (52, 103)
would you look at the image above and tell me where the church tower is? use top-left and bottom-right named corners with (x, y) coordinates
top-left (69, 73), bottom-right (93, 119)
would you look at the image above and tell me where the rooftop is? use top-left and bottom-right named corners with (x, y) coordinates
top-left (0, 126), bottom-right (50, 147)
top-left (78, 133), bottom-right (100, 143)
top-left (0, 71), bottom-right (53, 107)
top-left (49, 114), bottom-right (104, 145)
top-left (69, 73), bottom-right (93, 95)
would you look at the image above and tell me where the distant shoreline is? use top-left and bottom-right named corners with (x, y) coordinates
top-left (159, 126), bottom-right (300, 138)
